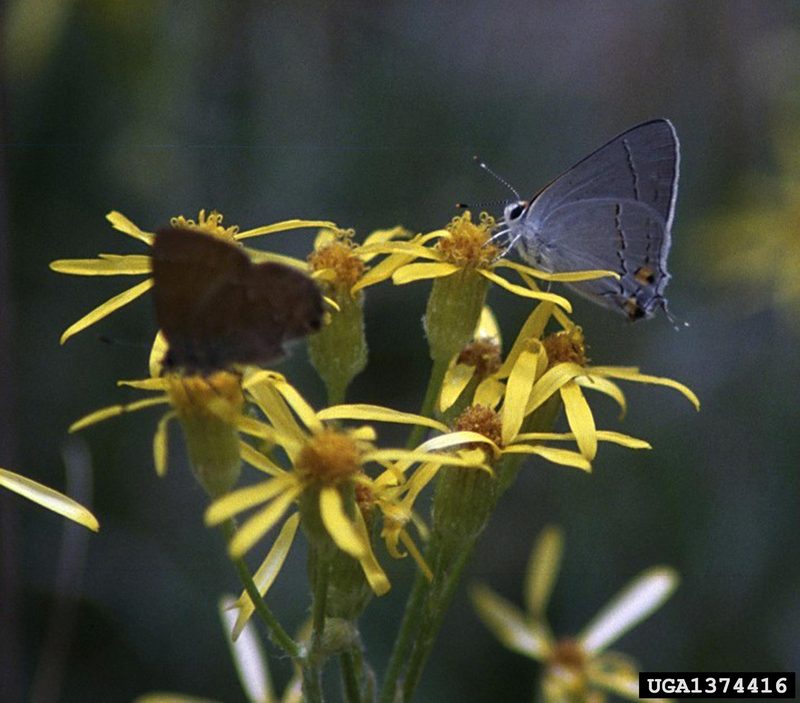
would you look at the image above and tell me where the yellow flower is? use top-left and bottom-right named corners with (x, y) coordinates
top-left (204, 373), bottom-right (490, 597)
top-left (443, 302), bottom-right (698, 462)
top-left (306, 225), bottom-right (413, 298)
top-left (305, 225), bottom-right (412, 402)
top-left (379, 211), bottom-right (617, 309)
top-left (435, 304), bottom-right (655, 472)
top-left (69, 358), bottom-right (268, 496)
top-left (472, 526), bottom-right (678, 703)
top-left (526, 317), bottom-right (700, 461)
top-left (0, 467), bottom-right (99, 531)
top-left (50, 210), bottom-right (338, 344)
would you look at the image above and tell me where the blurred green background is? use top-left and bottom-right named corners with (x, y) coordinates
top-left (2, 1), bottom-right (799, 701)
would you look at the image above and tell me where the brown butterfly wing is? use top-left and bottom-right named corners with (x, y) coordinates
top-left (152, 227), bottom-right (322, 371)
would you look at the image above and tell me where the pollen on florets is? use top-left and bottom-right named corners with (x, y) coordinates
top-left (165, 371), bottom-right (244, 423)
top-left (297, 429), bottom-right (362, 485)
top-left (542, 326), bottom-right (588, 368)
top-left (355, 482), bottom-right (376, 522)
top-left (453, 404), bottom-right (503, 449)
top-left (437, 211), bottom-right (499, 267)
top-left (170, 210), bottom-right (239, 241)
top-left (308, 229), bottom-right (365, 292)
top-left (457, 339), bottom-right (502, 380)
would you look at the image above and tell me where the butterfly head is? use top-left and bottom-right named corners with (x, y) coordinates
top-left (502, 200), bottom-right (529, 226)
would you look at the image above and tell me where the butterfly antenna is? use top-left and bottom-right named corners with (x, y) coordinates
top-left (472, 155), bottom-right (521, 200)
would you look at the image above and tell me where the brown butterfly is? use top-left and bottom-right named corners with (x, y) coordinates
top-left (151, 227), bottom-right (323, 372)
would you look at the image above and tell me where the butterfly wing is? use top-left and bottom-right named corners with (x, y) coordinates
top-left (152, 227), bottom-right (322, 371)
top-left (518, 119), bottom-right (679, 319)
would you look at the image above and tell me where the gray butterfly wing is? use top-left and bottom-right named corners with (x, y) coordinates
top-left (518, 119), bottom-right (679, 319)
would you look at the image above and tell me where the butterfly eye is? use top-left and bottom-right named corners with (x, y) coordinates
top-left (507, 202), bottom-right (526, 221)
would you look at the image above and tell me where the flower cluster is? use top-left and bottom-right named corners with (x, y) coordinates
top-left (55, 207), bottom-right (697, 702)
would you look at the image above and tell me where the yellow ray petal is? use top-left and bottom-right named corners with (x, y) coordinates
top-left (477, 269), bottom-right (572, 310)
top-left (438, 362), bottom-right (476, 413)
top-left (588, 367), bottom-right (700, 410)
top-left (361, 226), bottom-right (411, 255)
top-left (353, 508), bottom-right (390, 595)
top-left (106, 210), bottom-right (154, 245)
top-left (392, 261), bottom-right (459, 285)
top-left (69, 396), bottom-right (169, 432)
top-left (59, 278), bottom-right (154, 344)
top-left (351, 251), bottom-right (415, 292)
top-left (496, 303), bottom-right (553, 379)
top-left (473, 376), bottom-right (505, 410)
top-left (231, 513), bottom-right (300, 640)
top-left (515, 430), bottom-right (651, 450)
top-left (234, 219), bottom-right (338, 240)
top-left (229, 485), bottom-right (303, 558)
top-left (247, 382), bottom-right (306, 458)
top-left (502, 347), bottom-right (542, 445)
top-left (118, 377), bottom-right (168, 391)
top-left (149, 331), bottom-right (169, 378)
top-left (205, 475), bottom-right (298, 526)
top-left (414, 430), bottom-right (497, 454)
top-left (49, 254), bottom-right (152, 275)
top-left (319, 486), bottom-right (367, 558)
top-left (495, 258), bottom-right (619, 282)
top-left (525, 525), bottom-right (564, 618)
top-left (560, 381), bottom-right (597, 460)
top-left (470, 584), bottom-right (553, 660)
top-left (153, 412), bottom-right (175, 477)
top-left (358, 241), bottom-right (441, 260)
top-left (525, 362), bottom-right (585, 415)
top-left (0, 467), bottom-right (99, 531)
top-left (575, 375), bottom-right (627, 418)
top-left (269, 378), bottom-right (322, 434)
top-left (242, 247), bottom-right (308, 270)
top-left (235, 416), bottom-right (279, 444)
top-left (317, 404), bottom-right (449, 433)
top-left (364, 449), bottom-right (491, 472)
top-left (239, 442), bottom-right (286, 477)
top-left (504, 444), bottom-right (591, 472)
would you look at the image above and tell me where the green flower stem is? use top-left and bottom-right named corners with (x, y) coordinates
top-left (220, 520), bottom-right (299, 658)
top-left (312, 550), bottom-right (331, 643)
top-left (302, 661), bottom-right (325, 703)
top-left (405, 356), bottom-right (450, 449)
top-left (378, 564), bottom-right (428, 703)
top-left (340, 647), bottom-right (364, 703)
top-left (303, 542), bottom-right (332, 703)
top-left (383, 398), bottom-right (563, 702)
top-left (401, 542), bottom-right (475, 701)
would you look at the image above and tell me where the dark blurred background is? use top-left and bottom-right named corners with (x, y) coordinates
top-left (2, 1), bottom-right (799, 701)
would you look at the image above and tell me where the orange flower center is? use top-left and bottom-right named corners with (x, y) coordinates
top-left (453, 404), bottom-right (503, 448)
top-left (437, 211), bottom-right (499, 267)
top-left (457, 339), bottom-right (502, 380)
top-left (542, 326), bottom-right (588, 368)
top-left (308, 234), bottom-right (365, 291)
top-left (297, 429), bottom-right (362, 484)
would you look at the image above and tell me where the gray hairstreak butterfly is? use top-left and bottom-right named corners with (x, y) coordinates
top-left (496, 119), bottom-right (679, 320)
top-left (152, 227), bottom-right (323, 372)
